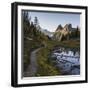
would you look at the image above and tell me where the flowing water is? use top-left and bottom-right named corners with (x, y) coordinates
top-left (51, 47), bottom-right (80, 75)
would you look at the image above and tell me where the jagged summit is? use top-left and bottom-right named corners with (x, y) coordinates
top-left (56, 24), bottom-right (63, 31)
top-left (64, 24), bottom-right (72, 31)
top-left (56, 24), bottom-right (72, 32)
top-left (53, 24), bottom-right (80, 41)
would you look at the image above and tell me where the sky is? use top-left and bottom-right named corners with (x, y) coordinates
top-left (26, 11), bottom-right (80, 32)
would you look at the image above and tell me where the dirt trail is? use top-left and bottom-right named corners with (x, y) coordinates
top-left (24, 48), bottom-right (42, 77)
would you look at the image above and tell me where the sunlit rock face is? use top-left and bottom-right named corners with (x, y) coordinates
top-left (53, 24), bottom-right (80, 41)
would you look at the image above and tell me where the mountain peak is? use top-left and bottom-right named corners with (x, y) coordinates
top-left (53, 23), bottom-right (80, 41)
top-left (64, 24), bottom-right (72, 30)
top-left (56, 24), bottom-right (63, 31)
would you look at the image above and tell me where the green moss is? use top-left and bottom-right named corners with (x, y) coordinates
top-left (36, 46), bottom-right (60, 76)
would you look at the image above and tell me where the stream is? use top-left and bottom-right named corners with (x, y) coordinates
top-left (51, 47), bottom-right (80, 75)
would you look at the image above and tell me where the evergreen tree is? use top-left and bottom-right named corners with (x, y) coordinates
top-left (34, 16), bottom-right (39, 27)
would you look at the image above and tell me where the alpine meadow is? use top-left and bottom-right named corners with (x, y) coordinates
top-left (22, 11), bottom-right (80, 77)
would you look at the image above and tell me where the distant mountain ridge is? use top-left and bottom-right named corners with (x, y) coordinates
top-left (35, 23), bottom-right (80, 41)
top-left (40, 29), bottom-right (53, 37)
top-left (36, 25), bottom-right (53, 38)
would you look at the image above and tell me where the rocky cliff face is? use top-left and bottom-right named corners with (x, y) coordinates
top-left (53, 24), bottom-right (80, 41)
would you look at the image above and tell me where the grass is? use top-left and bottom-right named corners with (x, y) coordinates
top-left (36, 47), bottom-right (60, 76)
top-left (23, 38), bottom-right (43, 71)
top-left (36, 39), bottom-right (80, 76)
top-left (24, 37), bottom-right (80, 76)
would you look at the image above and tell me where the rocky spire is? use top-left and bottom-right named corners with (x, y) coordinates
top-left (56, 24), bottom-right (63, 31)
top-left (64, 24), bottom-right (72, 31)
